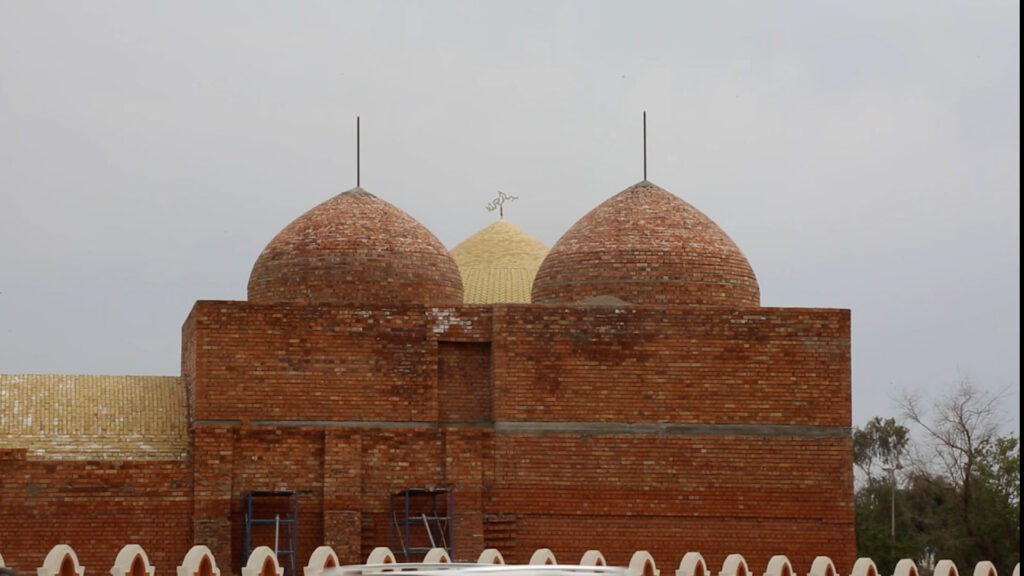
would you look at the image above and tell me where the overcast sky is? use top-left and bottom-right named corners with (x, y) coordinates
top-left (1, 2), bottom-right (1019, 436)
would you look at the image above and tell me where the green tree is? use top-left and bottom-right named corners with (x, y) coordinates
top-left (854, 416), bottom-right (910, 481)
top-left (897, 376), bottom-right (1020, 575)
top-left (971, 434), bottom-right (1020, 571)
top-left (854, 475), bottom-right (920, 575)
top-left (854, 378), bottom-right (1021, 575)
top-left (853, 417), bottom-right (912, 574)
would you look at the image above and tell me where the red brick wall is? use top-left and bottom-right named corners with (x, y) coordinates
top-left (486, 433), bottom-right (854, 568)
top-left (492, 305), bottom-right (850, 426)
top-left (444, 428), bottom-right (491, 561)
top-left (184, 302), bottom-right (491, 424)
top-left (483, 305), bottom-right (854, 568)
top-left (438, 342), bottom-right (493, 424)
top-left (182, 310), bottom-right (198, 424)
top-left (0, 449), bottom-right (191, 575)
top-left (0, 299), bottom-right (852, 574)
top-left (180, 300), bottom-right (852, 568)
top-left (189, 423), bottom-right (477, 568)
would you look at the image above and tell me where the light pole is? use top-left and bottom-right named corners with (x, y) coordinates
top-left (881, 463), bottom-right (900, 540)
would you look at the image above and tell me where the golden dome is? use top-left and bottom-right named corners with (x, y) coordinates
top-left (450, 220), bottom-right (549, 304)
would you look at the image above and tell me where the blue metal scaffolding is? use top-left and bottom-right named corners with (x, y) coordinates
top-left (243, 490), bottom-right (299, 576)
top-left (389, 487), bottom-right (454, 562)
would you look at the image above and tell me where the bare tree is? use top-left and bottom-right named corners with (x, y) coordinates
top-left (898, 374), bottom-right (1006, 532)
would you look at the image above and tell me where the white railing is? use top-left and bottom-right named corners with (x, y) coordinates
top-left (0, 543), bottom-right (1016, 576)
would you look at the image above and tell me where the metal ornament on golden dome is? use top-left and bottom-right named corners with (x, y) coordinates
top-left (486, 191), bottom-right (518, 219)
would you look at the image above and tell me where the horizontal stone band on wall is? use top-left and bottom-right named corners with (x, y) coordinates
top-left (494, 422), bottom-right (851, 438)
top-left (192, 419), bottom-right (851, 438)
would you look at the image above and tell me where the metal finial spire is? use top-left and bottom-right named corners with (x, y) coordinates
top-left (643, 111), bottom-right (647, 181)
top-left (356, 116), bottom-right (361, 188)
top-left (486, 191), bottom-right (519, 219)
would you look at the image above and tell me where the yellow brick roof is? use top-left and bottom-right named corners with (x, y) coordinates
top-left (0, 374), bottom-right (187, 460)
top-left (450, 220), bottom-right (549, 304)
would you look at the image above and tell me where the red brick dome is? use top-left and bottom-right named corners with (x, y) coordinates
top-left (248, 188), bottom-right (463, 305)
top-left (531, 180), bottom-right (760, 306)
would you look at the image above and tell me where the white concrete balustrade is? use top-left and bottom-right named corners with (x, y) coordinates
top-left (0, 543), bottom-right (1014, 576)
top-left (581, 551), bottom-right (608, 568)
top-left (177, 545), bottom-right (220, 576)
top-left (37, 545), bottom-right (84, 576)
top-left (477, 550), bottom-right (505, 565)
top-left (676, 552), bottom-right (707, 576)
top-left (303, 547), bottom-right (340, 576)
top-left (110, 546), bottom-right (153, 576)
top-left (808, 557), bottom-right (837, 576)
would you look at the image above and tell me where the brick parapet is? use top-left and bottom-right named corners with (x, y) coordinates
top-left (492, 305), bottom-right (850, 427)
top-left (185, 301), bottom-right (493, 424)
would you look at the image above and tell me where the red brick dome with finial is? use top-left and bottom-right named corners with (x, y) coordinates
top-left (531, 180), bottom-right (759, 306)
top-left (248, 188), bottom-right (463, 305)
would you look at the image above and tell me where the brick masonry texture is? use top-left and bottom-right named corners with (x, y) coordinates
top-left (247, 189), bottom-right (464, 306)
top-left (177, 300), bottom-right (850, 571)
top-left (1, 300), bottom-right (854, 575)
top-left (491, 305), bottom-right (850, 426)
top-left (0, 455), bottom-right (191, 573)
top-left (1, 183), bottom-right (854, 576)
top-left (451, 220), bottom-right (549, 304)
top-left (0, 374), bottom-right (187, 459)
top-left (532, 181), bottom-right (760, 307)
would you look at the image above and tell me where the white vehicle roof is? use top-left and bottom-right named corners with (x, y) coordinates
top-left (327, 563), bottom-right (628, 576)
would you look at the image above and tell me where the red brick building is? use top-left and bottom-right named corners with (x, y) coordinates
top-left (0, 180), bottom-right (854, 575)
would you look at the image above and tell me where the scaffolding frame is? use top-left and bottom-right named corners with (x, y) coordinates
top-left (389, 487), bottom-right (454, 562)
top-left (243, 490), bottom-right (299, 576)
